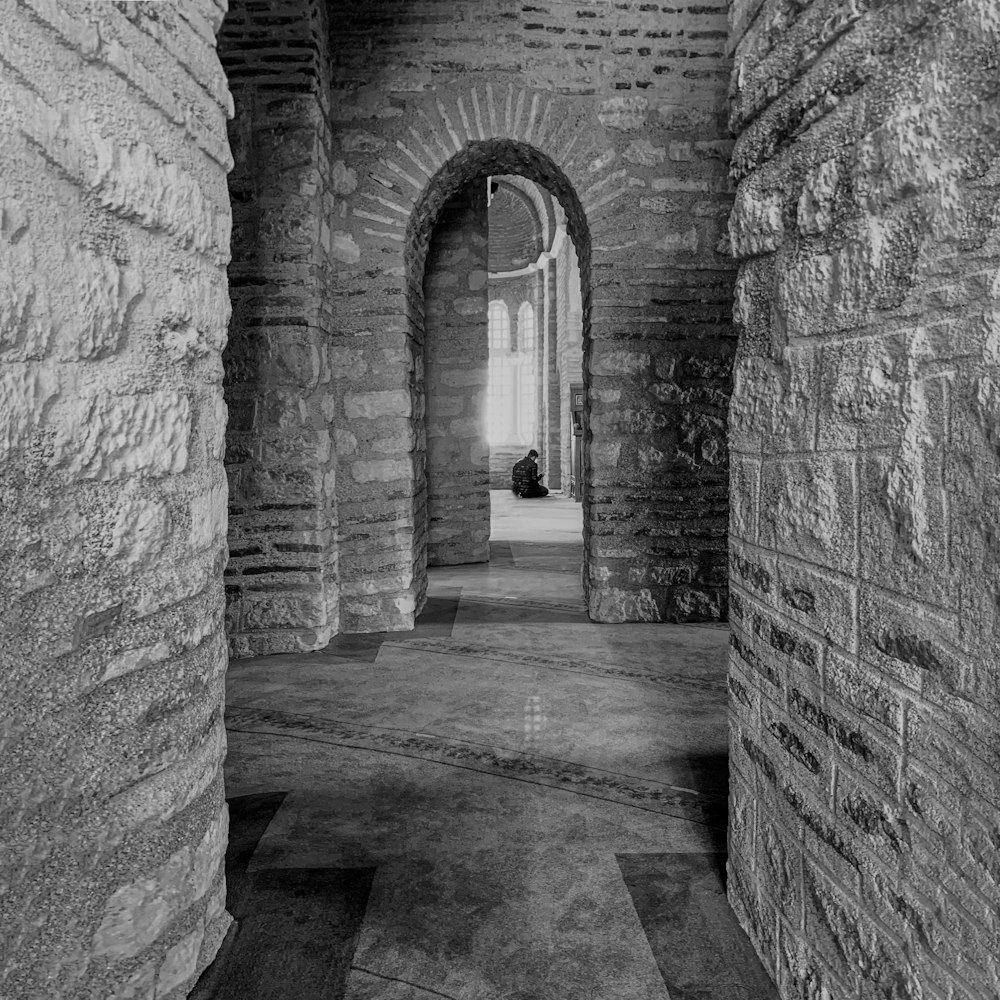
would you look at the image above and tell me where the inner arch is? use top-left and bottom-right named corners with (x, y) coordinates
top-left (408, 140), bottom-right (594, 614)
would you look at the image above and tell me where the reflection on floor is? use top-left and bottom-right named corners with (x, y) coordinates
top-left (194, 491), bottom-right (777, 1000)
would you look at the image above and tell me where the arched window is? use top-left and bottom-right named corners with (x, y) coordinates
top-left (517, 302), bottom-right (535, 355)
top-left (488, 301), bottom-right (510, 352)
top-left (487, 300), bottom-right (538, 446)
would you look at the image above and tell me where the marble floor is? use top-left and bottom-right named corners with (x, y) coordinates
top-left (195, 491), bottom-right (776, 1000)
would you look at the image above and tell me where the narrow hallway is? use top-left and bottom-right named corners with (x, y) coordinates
top-left (200, 493), bottom-right (774, 1000)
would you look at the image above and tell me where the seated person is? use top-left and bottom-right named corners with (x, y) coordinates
top-left (511, 449), bottom-right (549, 498)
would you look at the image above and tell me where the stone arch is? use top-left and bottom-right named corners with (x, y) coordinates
top-left (405, 139), bottom-right (593, 287)
top-left (331, 80), bottom-right (724, 631)
top-left (406, 138), bottom-right (596, 618)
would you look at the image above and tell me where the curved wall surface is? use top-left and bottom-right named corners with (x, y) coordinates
top-left (488, 180), bottom-right (545, 272)
top-left (727, 1), bottom-right (1000, 997)
top-left (1, 1), bottom-right (234, 997)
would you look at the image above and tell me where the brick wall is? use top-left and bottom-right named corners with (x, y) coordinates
top-left (726, 2), bottom-right (1000, 997)
top-left (327, 0), bottom-right (737, 627)
top-left (1, 1), bottom-right (233, 996)
top-left (220, 0), bottom-right (339, 657)
top-left (424, 184), bottom-right (491, 566)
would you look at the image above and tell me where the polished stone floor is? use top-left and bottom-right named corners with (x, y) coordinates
top-left (196, 491), bottom-right (776, 1000)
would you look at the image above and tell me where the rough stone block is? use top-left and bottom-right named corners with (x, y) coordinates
top-left (796, 158), bottom-right (839, 236)
top-left (343, 388), bottom-right (412, 420)
top-left (758, 455), bottom-right (857, 574)
top-left (156, 926), bottom-right (205, 998)
top-left (63, 391), bottom-right (192, 481)
top-left (772, 559), bottom-right (855, 653)
top-left (597, 96), bottom-right (648, 131)
top-left (729, 185), bottom-right (784, 259)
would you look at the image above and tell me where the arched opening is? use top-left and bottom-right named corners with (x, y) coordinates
top-left (407, 140), bottom-right (593, 610)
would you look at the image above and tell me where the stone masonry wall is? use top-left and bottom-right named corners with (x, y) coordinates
top-left (220, 0), bottom-right (339, 657)
top-left (1, 1), bottom-right (233, 997)
top-left (424, 184), bottom-right (491, 566)
top-left (558, 236), bottom-right (584, 493)
top-left (489, 444), bottom-right (525, 491)
top-left (540, 255), bottom-right (562, 489)
top-left (727, 2), bottom-right (1000, 997)
top-left (328, 0), bottom-right (737, 628)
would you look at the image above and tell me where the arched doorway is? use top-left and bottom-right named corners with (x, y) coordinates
top-left (221, 74), bottom-right (735, 644)
top-left (404, 140), bottom-right (595, 618)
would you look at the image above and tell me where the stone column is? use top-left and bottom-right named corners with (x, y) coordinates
top-left (727, 3), bottom-right (1000, 997)
top-left (424, 183), bottom-right (490, 565)
top-left (220, 0), bottom-right (339, 657)
top-left (1, 1), bottom-right (232, 995)
top-left (544, 257), bottom-right (562, 490)
top-left (535, 264), bottom-right (548, 456)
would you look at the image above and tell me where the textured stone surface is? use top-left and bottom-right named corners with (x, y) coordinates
top-left (0, 0), bottom-right (233, 997)
top-left (220, 0), bottom-right (339, 658)
top-left (727, 2), bottom-right (1000, 998)
top-left (424, 185), bottom-right (491, 568)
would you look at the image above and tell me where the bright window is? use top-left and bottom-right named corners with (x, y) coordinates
top-left (488, 300), bottom-right (538, 445)
top-left (487, 356), bottom-right (517, 444)
top-left (488, 301), bottom-right (510, 352)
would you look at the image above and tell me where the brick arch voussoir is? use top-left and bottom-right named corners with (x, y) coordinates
top-left (353, 84), bottom-right (613, 260)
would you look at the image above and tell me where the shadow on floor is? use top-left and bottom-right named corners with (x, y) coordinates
top-left (488, 539), bottom-right (516, 567)
top-left (453, 600), bottom-right (590, 625)
top-left (190, 793), bottom-right (374, 1000)
top-left (617, 849), bottom-right (778, 1000)
top-left (314, 593), bottom-right (462, 663)
top-left (686, 751), bottom-right (729, 886)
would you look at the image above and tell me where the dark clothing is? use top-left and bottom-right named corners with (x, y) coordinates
top-left (511, 456), bottom-right (549, 498)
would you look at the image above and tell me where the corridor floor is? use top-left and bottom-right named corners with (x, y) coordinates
top-left (198, 491), bottom-right (776, 1000)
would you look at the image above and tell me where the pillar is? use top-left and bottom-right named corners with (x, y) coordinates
top-left (424, 183), bottom-right (491, 565)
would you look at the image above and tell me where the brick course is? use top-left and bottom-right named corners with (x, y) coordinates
top-left (220, 0), bottom-right (340, 657)
top-left (424, 184), bottom-right (491, 567)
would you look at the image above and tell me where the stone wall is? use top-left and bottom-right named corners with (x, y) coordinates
top-left (1, 1), bottom-right (233, 996)
top-left (424, 184), bottom-right (491, 566)
top-left (557, 236), bottom-right (584, 493)
top-left (327, 0), bottom-right (737, 627)
top-left (220, 0), bottom-right (339, 657)
top-left (727, 2), bottom-right (1000, 997)
top-left (489, 444), bottom-right (526, 491)
top-left (539, 254), bottom-right (562, 490)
